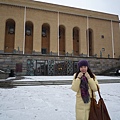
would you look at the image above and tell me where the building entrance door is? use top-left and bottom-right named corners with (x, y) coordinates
top-left (35, 60), bottom-right (47, 75)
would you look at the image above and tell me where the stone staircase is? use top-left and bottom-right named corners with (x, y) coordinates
top-left (0, 76), bottom-right (120, 88)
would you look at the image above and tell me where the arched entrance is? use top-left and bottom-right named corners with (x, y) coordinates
top-left (25, 21), bottom-right (33, 54)
top-left (41, 23), bottom-right (50, 54)
top-left (73, 27), bottom-right (80, 56)
top-left (4, 19), bottom-right (15, 53)
top-left (87, 28), bottom-right (93, 56)
top-left (59, 25), bottom-right (65, 55)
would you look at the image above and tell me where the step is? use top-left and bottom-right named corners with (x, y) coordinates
top-left (0, 79), bottom-right (120, 87)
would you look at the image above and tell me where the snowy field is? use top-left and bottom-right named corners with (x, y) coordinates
top-left (0, 83), bottom-right (120, 120)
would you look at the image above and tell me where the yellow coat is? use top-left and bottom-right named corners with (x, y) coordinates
top-left (71, 73), bottom-right (99, 120)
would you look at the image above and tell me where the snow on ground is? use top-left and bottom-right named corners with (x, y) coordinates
top-left (5, 75), bottom-right (120, 81)
top-left (0, 83), bottom-right (120, 120)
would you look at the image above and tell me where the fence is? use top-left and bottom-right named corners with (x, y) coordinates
top-left (27, 59), bottom-right (78, 76)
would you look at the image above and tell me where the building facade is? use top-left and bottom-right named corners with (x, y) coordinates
top-left (0, 0), bottom-right (120, 58)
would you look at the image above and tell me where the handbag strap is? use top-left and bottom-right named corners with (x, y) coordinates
top-left (91, 84), bottom-right (102, 99)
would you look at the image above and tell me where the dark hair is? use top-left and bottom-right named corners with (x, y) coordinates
top-left (75, 67), bottom-right (95, 79)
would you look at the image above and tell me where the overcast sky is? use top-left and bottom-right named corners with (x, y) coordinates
top-left (34, 0), bottom-right (120, 19)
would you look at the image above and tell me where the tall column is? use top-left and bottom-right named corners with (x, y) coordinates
top-left (79, 17), bottom-right (88, 56)
top-left (80, 28), bottom-right (88, 55)
top-left (87, 16), bottom-right (89, 57)
top-left (23, 6), bottom-right (26, 54)
top-left (49, 26), bottom-right (58, 55)
top-left (0, 19), bottom-right (5, 53)
top-left (14, 20), bottom-right (24, 54)
top-left (65, 27), bottom-right (73, 54)
top-left (33, 22), bottom-right (41, 54)
top-left (57, 12), bottom-right (59, 56)
top-left (111, 20), bottom-right (114, 58)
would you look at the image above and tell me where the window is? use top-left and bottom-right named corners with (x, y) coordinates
top-left (101, 35), bottom-right (104, 39)
top-left (42, 28), bottom-right (47, 37)
top-left (8, 26), bottom-right (15, 34)
top-left (102, 48), bottom-right (105, 51)
top-left (41, 48), bottom-right (47, 54)
top-left (26, 28), bottom-right (31, 36)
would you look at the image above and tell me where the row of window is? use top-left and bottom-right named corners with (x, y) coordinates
top-left (8, 26), bottom-right (80, 39)
top-left (6, 19), bottom-right (81, 39)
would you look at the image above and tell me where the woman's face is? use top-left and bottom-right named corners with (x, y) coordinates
top-left (80, 66), bottom-right (88, 73)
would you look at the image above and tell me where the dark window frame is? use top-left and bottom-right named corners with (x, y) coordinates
top-left (41, 48), bottom-right (47, 54)
top-left (42, 28), bottom-right (47, 37)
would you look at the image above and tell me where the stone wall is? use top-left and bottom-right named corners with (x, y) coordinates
top-left (0, 54), bottom-right (120, 76)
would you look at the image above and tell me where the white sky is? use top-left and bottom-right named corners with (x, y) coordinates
top-left (34, 0), bottom-right (120, 19)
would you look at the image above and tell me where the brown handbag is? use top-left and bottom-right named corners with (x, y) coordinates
top-left (88, 85), bottom-right (111, 120)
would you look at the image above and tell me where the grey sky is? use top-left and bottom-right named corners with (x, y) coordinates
top-left (34, 0), bottom-right (120, 19)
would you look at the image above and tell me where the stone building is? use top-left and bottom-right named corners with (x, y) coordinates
top-left (0, 0), bottom-right (120, 76)
top-left (0, 0), bottom-right (120, 58)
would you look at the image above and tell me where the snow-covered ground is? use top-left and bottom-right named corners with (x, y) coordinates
top-left (5, 75), bottom-right (120, 81)
top-left (0, 83), bottom-right (120, 120)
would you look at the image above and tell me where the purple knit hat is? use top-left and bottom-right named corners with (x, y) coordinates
top-left (77, 60), bottom-right (89, 68)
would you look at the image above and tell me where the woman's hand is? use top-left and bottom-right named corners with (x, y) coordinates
top-left (77, 72), bottom-right (83, 79)
top-left (85, 72), bottom-right (91, 79)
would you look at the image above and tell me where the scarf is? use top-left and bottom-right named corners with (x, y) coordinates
top-left (80, 75), bottom-right (90, 103)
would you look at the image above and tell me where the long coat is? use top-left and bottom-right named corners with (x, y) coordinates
top-left (71, 73), bottom-right (99, 120)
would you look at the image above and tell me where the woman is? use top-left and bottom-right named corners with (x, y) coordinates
top-left (71, 60), bottom-right (99, 120)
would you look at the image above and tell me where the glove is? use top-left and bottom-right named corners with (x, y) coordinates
top-left (85, 72), bottom-right (91, 79)
top-left (77, 72), bottom-right (83, 79)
